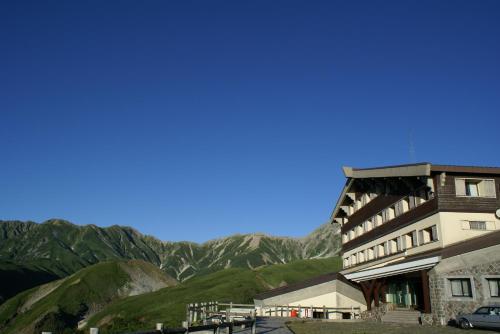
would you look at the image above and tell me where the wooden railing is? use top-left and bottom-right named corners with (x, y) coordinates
top-left (258, 304), bottom-right (361, 319)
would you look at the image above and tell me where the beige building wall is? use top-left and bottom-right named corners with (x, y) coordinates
top-left (439, 212), bottom-right (500, 247)
top-left (342, 212), bottom-right (500, 272)
top-left (343, 213), bottom-right (442, 269)
top-left (254, 280), bottom-right (366, 319)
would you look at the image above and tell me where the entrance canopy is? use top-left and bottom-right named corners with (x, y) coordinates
top-left (344, 256), bottom-right (440, 283)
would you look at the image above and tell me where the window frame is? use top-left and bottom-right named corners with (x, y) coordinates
top-left (455, 178), bottom-right (497, 198)
top-left (449, 278), bottom-right (473, 298)
top-left (469, 221), bottom-right (487, 231)
top-left (486, 278), bottom-right (500, 298)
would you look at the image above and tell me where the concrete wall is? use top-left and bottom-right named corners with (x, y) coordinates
top-left (428, 244), bottom-right (500, 325)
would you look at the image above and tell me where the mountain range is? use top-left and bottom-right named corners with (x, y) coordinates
top-left (0, 219), bottom-right (341, 302)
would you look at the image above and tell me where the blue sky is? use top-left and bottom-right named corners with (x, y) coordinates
top-left (1, 0), bottom-right (499, 242)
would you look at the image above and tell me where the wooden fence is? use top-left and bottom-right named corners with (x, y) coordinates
top-left (40, 302), bottom-right (257, 334)
top-left (258, 304), bottom-right (361, 319)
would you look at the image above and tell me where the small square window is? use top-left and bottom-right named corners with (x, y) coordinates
top-left (450, 278), bottom-right (473, 297)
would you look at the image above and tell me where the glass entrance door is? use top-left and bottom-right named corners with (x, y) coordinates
top-left (386, 279), bottom-right (419, 309)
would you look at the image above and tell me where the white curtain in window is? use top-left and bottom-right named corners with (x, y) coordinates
top-left (489, 279), bottom-right (499, 297)
top-left (451, 280), bottom-right (462, 296)
top-left (467, 182), bottom-right (479, 196)
top-left (431, 225), bottom-right (438, 241)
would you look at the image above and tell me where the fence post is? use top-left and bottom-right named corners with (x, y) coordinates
top-left (194, 303), bottom-right (198, 323)
top-left (298, 305), bottom-right (301, 318)
top-left (286, 304), bottom-right (289, 317)
top-left (274, 305), bottom-right (277, 317)
top-left (186, 304), bottom-right (191, 327)
top-left (90, 328), bottom-right (99, 334)
top-left (323, 305), bottom-right (327, 319)
top-left (251, 319), bottom-right (257, 334)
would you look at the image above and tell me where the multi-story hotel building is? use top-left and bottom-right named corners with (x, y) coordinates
top-left (331, 163), bottom-right (500, 324)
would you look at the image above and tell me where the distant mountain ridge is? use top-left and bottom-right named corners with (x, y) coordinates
top-left (0, 219), bottom-right (340, 285)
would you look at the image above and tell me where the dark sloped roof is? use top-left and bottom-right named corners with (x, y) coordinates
top-left (254, 272), bottom-right (357, 301)
top-left (431, 164), bottom-right (500, 175)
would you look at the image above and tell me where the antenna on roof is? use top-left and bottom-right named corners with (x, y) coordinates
top-left (409, 130), bottom-right (416, 163)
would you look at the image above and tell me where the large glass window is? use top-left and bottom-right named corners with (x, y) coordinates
top-left (449, 278), bottom-right (473, 297)
top-left (487, 278), bottom-right (500, 297)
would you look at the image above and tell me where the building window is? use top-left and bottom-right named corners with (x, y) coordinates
top-left (450, 278), bottom-right (473, 297)
top-left (455, 178), bottom-right (496, 198)
top-left (465, 180), bottom-right (480, 197)
top-left (394, 201), bottom-right (403, 216)
top-left (367, 247), bottom-right (375, 261)
top-left (359, 251), bottom-right (365, 263)
top-left (377, 244), bottom-right (385, 257)
top-left (411, 230), bottom-right (418, 247)
top-left (401, 198), bottom-right (409, 213)
top-left (469, 221), bottom-right (487, 230)
top-left (419, 225), bottom-right (438, 244)
top-left (388, 238), bottom-right (398, 254)
top-left (408, 195), bottom-right (417, 209)
top-left (487, 278), bottom-right (500, 297)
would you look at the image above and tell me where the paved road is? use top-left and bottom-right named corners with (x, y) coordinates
top-left (232, 317), bottom-right (293, 334)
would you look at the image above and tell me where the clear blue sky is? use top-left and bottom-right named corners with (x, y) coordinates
top-left (1, 1), bottom-right (499, 242)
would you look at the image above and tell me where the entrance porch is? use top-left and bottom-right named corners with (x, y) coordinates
top-left (343, 256), bottom-right (439, 313)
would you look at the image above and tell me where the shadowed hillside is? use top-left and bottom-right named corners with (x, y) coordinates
top-left (0, 260), bottom-right (177, 334)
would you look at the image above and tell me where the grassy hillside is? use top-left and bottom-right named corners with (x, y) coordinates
top-left (86, 256), bottom-right (342, 333)
top-left (0, 260), bottom-right (177, 334)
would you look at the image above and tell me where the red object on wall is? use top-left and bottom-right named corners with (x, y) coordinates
top-left (291, 309), bottom-right (298, 317)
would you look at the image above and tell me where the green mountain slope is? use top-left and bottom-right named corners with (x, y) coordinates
top-left (0, 219), bottom-right (341, 286)
top-left (0, 260), bottom-right (177, 334)
top-left (0, 261), bottom-right (59, 304)
top-left (86, 256), bottom-right (342, 333)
